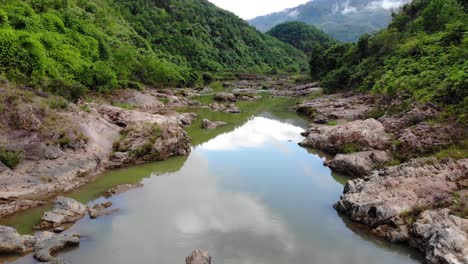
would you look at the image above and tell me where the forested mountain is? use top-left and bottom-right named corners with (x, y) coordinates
top-left (309, 0), bottom-right (467, 122)
top-left (249, 0), bottom-right (410, 42)
top-left (0, 0), bottom-right (307, 96)
top-left (267, 21), bottom-right (334, 53)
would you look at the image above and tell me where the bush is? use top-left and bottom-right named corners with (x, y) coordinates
top-left (48, 97), bottom-right (68, 109)
top-left (0, 148), bottom-right (23, 169)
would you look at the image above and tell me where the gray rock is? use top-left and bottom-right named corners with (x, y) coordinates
top-left (0, 161), bottom-right (9, 172)
top-left (300, 119), bottom-right (391, 154)
top-left (44, 146), bottom-right (64, 160)
top-left (186, 250), bottom-right (211, 264)
top-left (201, 119), bottom-right (227, 130)
top-left (0, 200), bottom-right (45, 217)
top-left (0, 225), bottom-right (35, 253)
top-left (16, 105), bottom-right (43, 131)
top-left (412, 209), bottom-right (468, 264)
top-left (326, 151), bottom-right (391, 177)
top-left (214, 92), bottom-right (236, 102)
top-left (33, 231), bottom-right (80, 263)
top-left (224, 103), bottom-right (240, 114)
top-left (36, 197), bottom-right (88, 229)
top-left (89, 202), bottom-right (118, 219)
top-left (335, 158), bottom-right (468, 227)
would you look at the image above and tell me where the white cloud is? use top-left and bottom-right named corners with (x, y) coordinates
top-left (199, 117), bottom-right (305, 151)
top-left (208, 0), bottom-right (311, 19)
top-left (368, 0), bottom-right (410, 10)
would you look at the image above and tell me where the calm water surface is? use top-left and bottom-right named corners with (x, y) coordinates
top-left (7, 104), bottom-right (421, 264)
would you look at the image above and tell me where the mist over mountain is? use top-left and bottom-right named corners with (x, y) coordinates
top-left (249, 0), bottom-right (411, 42)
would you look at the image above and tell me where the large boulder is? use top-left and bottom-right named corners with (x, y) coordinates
top-left (299, 119), bottom-right (391, 154)
top-left (36, 197), bottom-right (88, 229)
top-left (15, 105), bottom-right (43, 131)
top-left (33, 231), bottom-right (80, 263)
top-left (412, 209), bottom-right (468, 264)
top-left (335, 158), bottom-right (468, 227)
top-left (325, 150), bottom-right (391, 177)
top-left (0, 225), bottom-right (35, 254)
top-left (111, 123), bottom-right (191, 166)
top-left (186, 250), bottom-right (211, 264)
top-left (379, 103), bottom-right (439, 132)
top-left (214, 92), bottom-right (236, 102)
top-left (201, 119), bottom-right (227, 130)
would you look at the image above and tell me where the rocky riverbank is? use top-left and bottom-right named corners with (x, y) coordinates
top-left (297, 93), bottom-right (467, 264)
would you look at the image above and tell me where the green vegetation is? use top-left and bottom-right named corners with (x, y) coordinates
top-left (112, 102), bottom-right (135, 110)
top-left (0, 148), bottom-right (23, 169)
top-left (435, 140), bottom-right (468, 160)
top-left (267, 21), bottom-right (334, 53)
top-left (0, 0), bottom-right (307, 96)
top-left (326, 120), bottom-right (338, 126)
top-left (339, 143), bottom-right (362, 154)
top-left (309, 0), bottom-right (468, 123)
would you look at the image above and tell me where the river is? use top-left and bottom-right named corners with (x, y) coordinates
top-left (4, 97), bottom-right (422, 264)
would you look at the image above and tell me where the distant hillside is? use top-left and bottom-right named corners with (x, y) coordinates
top-left (0, 0), bottom-right (307, 96)
top-left (249, 0), bottom-right (410, 42)
top-left (310, 0), bottom-right (467, 122)
top-left (267, 21), bottom-right (334, 53)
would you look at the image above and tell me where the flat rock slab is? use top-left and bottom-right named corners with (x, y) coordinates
top-left (0, 225), bottom-right (35, 254)
top-left (33, 231), bottom-right (80, 263)
top-left (201, 119), bottom-right (227, 130)
top-left (36, 197), bottom-right (88, 229)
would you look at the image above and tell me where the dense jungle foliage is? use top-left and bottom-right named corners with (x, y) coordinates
top-left (309, 0), bottom-right (468, 123)
top-left (267, 21), bottom-right (334, 54)
top-left (0, 0), bottom-right (307, 98)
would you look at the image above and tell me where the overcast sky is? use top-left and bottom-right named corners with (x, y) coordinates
top-left (208, 0), bottom-right (311, 19)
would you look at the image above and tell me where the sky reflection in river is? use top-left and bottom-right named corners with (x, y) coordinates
top-left (11, 116), bottom-right (421, 264)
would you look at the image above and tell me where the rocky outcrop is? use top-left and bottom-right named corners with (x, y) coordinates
top-left (110, 123), bottom-right (191, 166)
top-left (201, 119), bottom-right (227, 130)
top-left (335, 158), bottom-right (467, 227)
top-left (214, 92), bottom-right (236, 102)
top-left (0, 226), bottom-right (35, 254)
top-left (15, 105), bottom-right (43, 131)
top-left (33, 231), bottom-right (80, 263)
top-left (0, 200), bottom-right (45, 217)
top-left (36, 197), bottom-right (88, 229)
top-left (296, 94), bottom-right (374, 121)
top-left (412, 209), bottom-right (468, 264)
top-left (299, 119), bottom-right (391, 154)
top-left (325, 151), bottom-right (391, 177)
top-left (186, 250), bottom-right (211, 264)
top-left (208, 103), bottom-right (240, 114)
top-left (379, 103), bottom-right (439, 133)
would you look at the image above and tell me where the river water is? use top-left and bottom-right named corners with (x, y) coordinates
top-left (6, 99), bottom-right (422, 264)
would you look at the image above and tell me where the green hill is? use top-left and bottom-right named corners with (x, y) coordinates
top-left (267, 21), bottom-right (334, 53)
top-left (309, 0), bottom-right (467, 122)
top-left (249, 0), bottom-right (406, 42)
top-left (0, 0), bottom-right (307, 97)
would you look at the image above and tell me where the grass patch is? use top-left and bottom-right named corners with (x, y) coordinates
top-left (0, 148), bottom-right (23, 169)
top-left (209, 81), bottom-right (224, 92)
top-left (48, 97), bottom-right (68, 110)
top-left (112, 102), bottom-right (135, 110)
top-left (327, 120), bottom-right (338, 126)
top-left (385, 159), bottom-right (402, 167)
top-left (367, 108), bottom-right (386, 119)
top-left (158, 97), bottom-right (169, 104)
top-left (339, 143), bottom-right (362, 154)
top-left (435, 140), bottom-right (468, 160)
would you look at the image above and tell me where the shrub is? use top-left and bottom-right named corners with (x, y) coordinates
top-left (0, 148), bottom-right (23, 169)
top-left (48, 97), bottom-right (68, 110)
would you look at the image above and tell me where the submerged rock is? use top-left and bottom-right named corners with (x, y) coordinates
top-left (89, 201), bottom-right (117, 219)
top-left (106, 183), bottom-right (143, 196)
top-left (36, 197), bottom-right (88, 229)
top-left (325, 151), bottom-right (391, 177)
top-left (33, 231), bottom-right (80, 263)
top-left (186, 250), bottom-right (211, 264)
top-left (0, 225), bottom-right (35, 254)
top-left (299, 119), bottom-right (391, 154)
top-left (214, 92), bottom-right (236, 102)
top-left (201, 119), bottom-right (227, 130)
